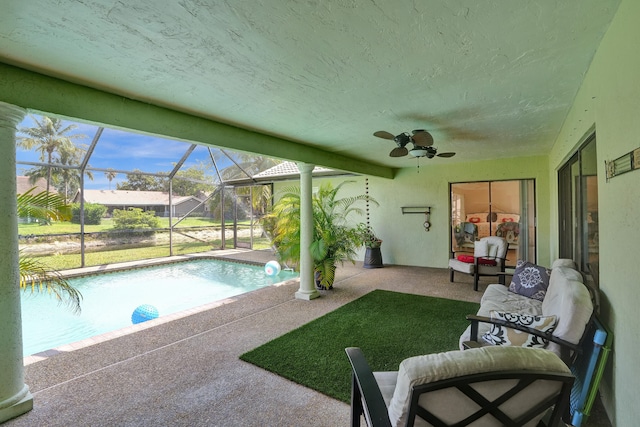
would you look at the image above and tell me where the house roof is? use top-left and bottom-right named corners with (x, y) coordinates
top-left (225, 161), bottom-right (347, 185)
top-left (253, 162), bottom-right (334, 178)
top-left (16, 176), bottom-right (49, 195)
top-left (78, 190), bottom-right (202, 207)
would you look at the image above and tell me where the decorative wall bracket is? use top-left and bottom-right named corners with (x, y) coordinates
top-left (605, 147), bottom-right (640, 181)
top-left (401, 206), bottom-right (431, 232)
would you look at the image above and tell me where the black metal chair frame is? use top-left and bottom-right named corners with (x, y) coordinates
top-left (345, 347), bottom-right (574, 427)
top-left (449, 252), bottom-right (508, 291)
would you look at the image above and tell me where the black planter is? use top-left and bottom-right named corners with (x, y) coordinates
top-left (314, 268), bottom-right (335, 290)
top-left (363, 246), bottom-right (383, 268)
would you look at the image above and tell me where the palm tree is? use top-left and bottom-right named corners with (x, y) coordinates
top-left (105, 169), bottom-right (117, 190)
top-left (18, 116), bottom-right (86, 194)
top-left (216, 153), bottom-right (280, 220)
top-left (266, 181), bottom-right (377, 289)
top-left (17, 188), bottom-right (82, 313)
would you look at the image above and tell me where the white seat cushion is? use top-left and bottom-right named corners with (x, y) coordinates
top-left (373, 371), bottom-right (398, 408)
top-left (551, 258), bottom-right (577, 269)
top-left (386, 347), bottom-right (570, 427)
top-left (542, 268), bottom-right (593, 354)
top-left (448, 258), bottom-right (475, 274)
top-left (459, 284), bottom-right (542, 349)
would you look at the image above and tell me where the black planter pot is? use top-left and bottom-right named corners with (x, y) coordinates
top-left (363, 246), bottom-right (383, 268)
top-left (314, 268), bottom-right (335, 290)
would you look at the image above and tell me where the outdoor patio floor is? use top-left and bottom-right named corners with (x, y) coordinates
top-left (6, 249), bottom-right (611, 426)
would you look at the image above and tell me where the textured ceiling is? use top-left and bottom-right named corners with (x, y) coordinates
top-left (0, 0), bottom-right (620, 169)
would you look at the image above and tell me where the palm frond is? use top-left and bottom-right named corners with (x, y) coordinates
top-left (17, 188), bottom-right (72, 221)
top-left (19, 252), bottom-right (82, 314)
top-left (16, 187), bottom-right (80, 313)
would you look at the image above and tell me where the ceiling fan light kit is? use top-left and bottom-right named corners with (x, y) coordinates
top-left (409, 148), bottom-right (428, 157)
top-left (409, 146), bottom-right (437, 158)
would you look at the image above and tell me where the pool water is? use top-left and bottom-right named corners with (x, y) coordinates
top-left (20, 259), bottom-right (297, 357)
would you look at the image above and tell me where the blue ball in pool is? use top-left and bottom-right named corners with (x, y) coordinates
top-left (131, 304), bottom-right (159, 324)
top-left (264, 260), bottom-right (281, 277)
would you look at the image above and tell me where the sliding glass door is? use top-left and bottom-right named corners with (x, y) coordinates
top-left (558, 134), bottom-right (598, 274)
top-left (450, 179), bottom-right (536, 266)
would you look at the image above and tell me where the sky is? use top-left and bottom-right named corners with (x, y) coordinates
top-left (15, 114), bottom-right (242, 190)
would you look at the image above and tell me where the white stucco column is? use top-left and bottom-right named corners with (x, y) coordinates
top-left (295, 163), bottom-right (320, 300)
top-left (0, 102), bottom-right (33, 423)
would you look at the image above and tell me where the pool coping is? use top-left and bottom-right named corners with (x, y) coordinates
top-left (23, 250), bottom-right (298, 366)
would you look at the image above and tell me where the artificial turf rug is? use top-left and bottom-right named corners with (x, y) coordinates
top-left (239, 289), bottom-right (480, 403)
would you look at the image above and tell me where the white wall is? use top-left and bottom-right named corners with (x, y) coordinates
top-left (548, 0), bottom-right (639, 423)
top-left (275, 154), bottom-right (550, 270)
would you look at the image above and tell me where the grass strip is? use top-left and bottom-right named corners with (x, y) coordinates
top-left (28, 238), bottom-right (272, 271)
top-left (240, 289), bottom-right (480, 402)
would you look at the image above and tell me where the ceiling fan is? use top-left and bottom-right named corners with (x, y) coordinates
top-left (373, 129), bottom-right (456, 159)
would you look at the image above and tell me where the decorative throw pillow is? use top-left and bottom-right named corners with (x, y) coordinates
top-left (482, 311), bottom-right (557, 348)
top-left (474, 240), bottom-right (489, 257)
top-left (466, 213), bottom-right (487, 223)
top-left (456, 254), bottom-right (497, 266)
top-left (497, 213), bottom-right (520, 223)
top-left (487, 243), bottom-right (498, 258)
top-left (508, 260), bottom-right (551, 301)
top-left (457, 254), bottom-right (475, 263)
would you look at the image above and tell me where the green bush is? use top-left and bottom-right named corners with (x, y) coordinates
top-left (71, 203), bottom-right (107, 225)
top-left (112, 208), bottom-right (160, 230)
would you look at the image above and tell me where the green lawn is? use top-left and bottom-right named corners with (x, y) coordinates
top-left (18, 217), bottom-right (247, 235)
top-left (241, 290), bottom-right (480, 403)
top-left (28, 237), bottom-right (272, 271)
top-left (19, 217), bottom-right (270, 270)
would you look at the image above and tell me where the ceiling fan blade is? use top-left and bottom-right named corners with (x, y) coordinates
top-left (437, 152), bottom-right (456, 158)
top-left (411, 130), bottom-right (434, 147)
top-left (389, 147), bottom-right (409, 157)
top-left (374, 130), bottom-right (395, 140)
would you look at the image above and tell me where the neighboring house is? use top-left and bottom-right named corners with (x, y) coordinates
top-left (73, 189), bottom-right (207, 217)
top-left (16, 176), bottom-right (50, 195)
top-left (17, 176), bottom-right (53, 223)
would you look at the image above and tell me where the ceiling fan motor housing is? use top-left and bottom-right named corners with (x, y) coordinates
top-left (394, 132), bottom-right (412, 147)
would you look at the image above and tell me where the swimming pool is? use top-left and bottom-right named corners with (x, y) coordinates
top-left (20, 258), bottom-right (297, 357)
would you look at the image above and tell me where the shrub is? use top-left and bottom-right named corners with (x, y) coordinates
top-left (71, 203), bottom-right (107, 225)
top-left (111, 208), bottom-right (160, 230)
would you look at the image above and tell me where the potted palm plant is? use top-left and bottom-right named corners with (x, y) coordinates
top-left (359, 224), bottom-right (384, 268)
top-left (266, 181), bottom-right (377, 290)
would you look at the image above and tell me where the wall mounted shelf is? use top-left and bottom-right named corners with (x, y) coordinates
top-left (401, 206), bottom-right (432, 231)
top-left (401, 206), bottom-right (431, 215)
top-left (605, 147), bottom-right (640, 181)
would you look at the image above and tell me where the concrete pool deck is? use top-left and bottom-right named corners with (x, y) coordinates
top-left (8, 249), bottom-right (610, 426)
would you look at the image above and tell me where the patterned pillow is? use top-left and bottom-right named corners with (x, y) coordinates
top-left (482, 311), bottom-right (557, 348)
top-left (508, 260), bottom-right (550, 301)
top-left (466, 213), bottom-right (487, 223)
top-left (496, 213), bottom-right (520, 223)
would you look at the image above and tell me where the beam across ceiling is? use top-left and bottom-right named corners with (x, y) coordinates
top-left (0, 63), bottom-right (394, 179)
